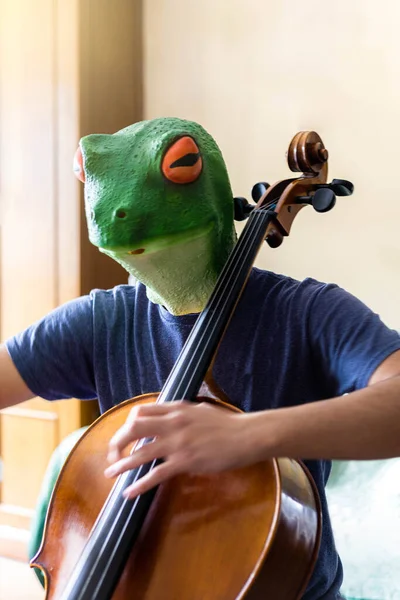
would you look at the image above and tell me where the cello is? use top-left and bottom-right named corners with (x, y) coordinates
top-left (31, 130), bottom-right (353, 599)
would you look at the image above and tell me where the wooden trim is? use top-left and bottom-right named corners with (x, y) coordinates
top-left (79, 0), bottom-right (143, 295)
top-left (0, 407), bottom-right (58, 421)
top-left (56, 0), bottom-right (81, 306)
top-left (0, 504), bottom-right (34, 531)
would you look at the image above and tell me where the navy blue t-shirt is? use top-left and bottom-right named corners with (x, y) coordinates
top-left (6, 267), bottom-right (400, 599)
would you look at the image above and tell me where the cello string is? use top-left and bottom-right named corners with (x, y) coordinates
top-left (162, 208), bottom-right (274, 401)
top-left (155, 212), bottom-right (261, 398)
top-left (158, 205), bottom-right (275, 401)
top-left (183, 213), bottom-right (270, 395)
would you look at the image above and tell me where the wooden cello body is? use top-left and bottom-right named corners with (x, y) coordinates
top-left (33, 394), bottom-right (321, 600)
top-left (31, 130), bottom-right (353, 599)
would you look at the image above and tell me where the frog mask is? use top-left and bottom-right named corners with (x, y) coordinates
top-left (74, 118), bottom-right (237, 316)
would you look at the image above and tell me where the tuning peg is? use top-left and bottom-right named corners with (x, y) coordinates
top-left (311, 188), bottom-right (336, 213)
top-left (329, 179), bottom-right (354, 196)
top-left (251, 182), bottom-right (270, 203)
top-left (234, 196), bottom-right (255, 221)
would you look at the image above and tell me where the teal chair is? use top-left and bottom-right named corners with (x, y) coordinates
top-left (30, 430), bottom-right (400, 599)
top-left (326, 459), bottom-right (400, 600)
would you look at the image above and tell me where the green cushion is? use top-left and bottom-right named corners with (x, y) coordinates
top-left (326, 459), bottom-right (400, 600)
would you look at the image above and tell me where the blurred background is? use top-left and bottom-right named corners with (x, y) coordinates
top-left (0, 0), bottom-right (399, 597)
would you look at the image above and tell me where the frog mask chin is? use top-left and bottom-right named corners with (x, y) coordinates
top-left (75, 117), bottom-right (237, 316)
top-left (100, 223), bottom-right (217, 316)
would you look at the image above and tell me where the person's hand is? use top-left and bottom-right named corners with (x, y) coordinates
top-left (104, 401), bottom-right (262, 500)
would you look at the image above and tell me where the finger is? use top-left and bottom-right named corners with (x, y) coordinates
top-left (108, 400), bottom-right (195, 463)
top-left (122, 461), bottom-right (182, 500)
top-left (107, 415), bottom-right (174, 463)
top-left (105, 439), bottom-right (167, 478)
top-left (125, 400), bottom-right (191, 423)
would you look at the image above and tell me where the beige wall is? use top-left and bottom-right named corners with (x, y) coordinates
top-left (144, 0), bottom-right (400, 328)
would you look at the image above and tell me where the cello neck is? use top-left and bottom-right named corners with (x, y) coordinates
top-left (158, 206), bottom-right (276, 404)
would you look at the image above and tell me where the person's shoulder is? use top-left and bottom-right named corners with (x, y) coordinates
top-left (89, 283), bottom-right (136, 299)
top-left (88, 281), bottom-right (152, 321)
top-left (88, 282), bottom-right (140, 306)
top-left (249, 266), bottom-right (332, 298)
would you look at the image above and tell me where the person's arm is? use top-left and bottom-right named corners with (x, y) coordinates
top-left (0, 344), bottom-right (35, 409)
top-left (104, 348), bottom-right (400, 499)
top-left (1, 295), bottom-right (96, 407)
top-left (248, 348), bottom-right (400, 461)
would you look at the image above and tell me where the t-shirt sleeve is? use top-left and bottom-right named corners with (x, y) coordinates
top-left (4, 295), bottom-right (96, 401)
top-left (307, 282), bottom-right (400, 395)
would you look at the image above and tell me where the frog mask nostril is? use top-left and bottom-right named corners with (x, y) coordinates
top-left (116, 209), bottom-right (127, 219)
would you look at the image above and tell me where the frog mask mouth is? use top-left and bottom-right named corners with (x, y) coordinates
top-left (106, 221), bottom-right (214, 257)
top-left (75, 117), bottom-right (237, 316)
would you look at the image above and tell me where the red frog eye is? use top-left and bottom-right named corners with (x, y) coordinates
top-left (73, 146), bottom-right (85, 183)
top-left (162, 136), bottom-right (202, 184)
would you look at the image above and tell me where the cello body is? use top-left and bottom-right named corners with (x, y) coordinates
top-left (32, 394), bottom-right (321, 600)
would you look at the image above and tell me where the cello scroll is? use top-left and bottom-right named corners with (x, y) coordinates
top-left (234, 130), bottom-right (354, 248)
